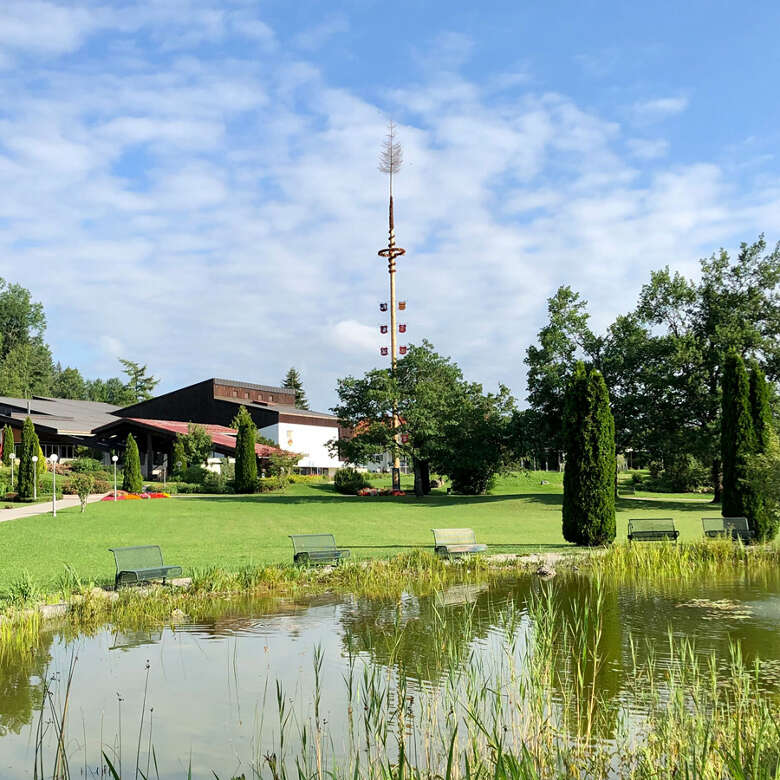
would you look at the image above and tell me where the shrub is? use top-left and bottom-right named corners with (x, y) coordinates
top-left (69, 457), bottom-right (105, 473)
top-left (69, 473), bottom-right (94, 512)
top-left (202, 470), bottom-right (233, 494)
top-left (17, 417), bottom-right (37, 499)
top-left (122, 434), bottom-right (143, 493)
top-left (173, 482), bottom-right (201, 494)
top-left (664, 454), bottom-right (711, 493)
top-left (233, 406), bottom-right (258, 493)
top-left (181, 464), bottom-right (208, 484)
top-left (334, 467), bottom-right (370, 495)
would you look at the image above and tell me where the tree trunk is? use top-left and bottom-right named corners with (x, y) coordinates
top-left (711, 458), bottom-right (721, 503)
top-left (420, 461), bottom-right (431, 495)
top-left (413, 458), bottom-right (424, 497)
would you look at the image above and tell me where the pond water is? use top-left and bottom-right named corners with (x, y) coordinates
top-left (1, 569), bottom-right (779, 778)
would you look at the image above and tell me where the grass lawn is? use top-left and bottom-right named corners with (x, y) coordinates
top-left (0, 471), bottom-right (727, 593)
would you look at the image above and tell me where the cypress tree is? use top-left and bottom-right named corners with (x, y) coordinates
top-left (1, 423), bottom-right (14, 466)
top-left (36, 442), bottom-right (46, 481)
top-left (748, 362), bottom-right (774, 540)
top-left (562, 363), bottom-right (589, 544)
top-left (122, 433), bottom-right (143, 493)
top-left (562, 364), bottom-right (616, 546)
top-left (18, 417), bottom-right (37, 498)
top-left (233, 405), bottom-right (258, 493)
top-left (721, 352), bottom-right (759, 520)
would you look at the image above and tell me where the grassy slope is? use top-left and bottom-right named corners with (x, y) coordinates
top-left (0, 471), bottom-right (722, 591)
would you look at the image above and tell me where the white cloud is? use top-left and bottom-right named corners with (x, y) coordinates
top-left (632, 96), bottom-right (690, 121)
top-left (293, 15), bottom-right (349, 51)
top-left (0, 3), bottom-right (774, 413)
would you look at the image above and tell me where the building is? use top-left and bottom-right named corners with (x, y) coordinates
top-left (1, 378), bottom-right (344, 477)
top-left (0, 395), bottom-right (120, 459)
top-left (110, 378), bottom-right (343, 475)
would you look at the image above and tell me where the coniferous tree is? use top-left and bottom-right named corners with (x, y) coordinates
top-left (18, 417), bottom-right (37, 498)
top-left (748, 362), bottom-right (773, 539)
top-left (721, 352), bottom-right (760, 520)
top-left (233, 406), bottom-right (258, 493)
top-left (1, 423), bottom-right (14, 465)
top-left (562, 363), bottom-right (589, 544)
top-left (562, 363), bottom-right (616, 546)
top-left (282, 367), bottom-right (309, 409)
top-left (122, 433), bottom-right (143, 493)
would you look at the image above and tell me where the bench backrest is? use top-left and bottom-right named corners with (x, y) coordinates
top-left (628, 518), bottom-right (676, 535)
top-left (702, 516), bottom-right (750, 534)
top-left (109, 545), bottom-right (164, 571)
top-left (432, 528), bottom-right (477, 547)
top-left (289, 534), bottom-right (337, 553)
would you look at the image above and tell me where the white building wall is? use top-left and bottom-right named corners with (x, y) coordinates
top-left (260, 422), bottom-right (343, 470)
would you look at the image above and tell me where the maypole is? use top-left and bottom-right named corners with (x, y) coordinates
top-left (378, 121), bottom-right (407, 492)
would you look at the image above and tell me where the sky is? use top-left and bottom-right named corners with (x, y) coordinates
top-left (1, 0), bottom-right (779, 413)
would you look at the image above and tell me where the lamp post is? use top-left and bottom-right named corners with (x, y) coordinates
top-left (31, 455), bottom-right (38, 500)
top-left (112, 454), bottom-right (119, 501)
top-left (49, 454), bottom-right (58, 516)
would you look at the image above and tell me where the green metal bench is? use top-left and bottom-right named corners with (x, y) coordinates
top-left (627, 518), bottom-right (679, 542)
top-left (289, 534), bottom-right (350, 566)
top-left (432, 528), bottom-right (487, 558)
top-left (702, 516), bottom-right (754, 542)
top-left (109, 545), bottom-right (182, 589)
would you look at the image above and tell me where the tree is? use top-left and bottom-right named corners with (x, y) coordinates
top-left (122, 433), bottom-right (143, 493)
top-left (232, 406), bottom-right (257, 493)
top-left (17, 417), bottom-right (38, 499)
top-left (745, 435), bottom-right (780, 542)
top-left (172, 439), bottom-right (187, 478)
top-left (0, 278), bottom-right (46, 362)
top-left (175, 423), bottom-right (213, 468)
top-left (70, 473), bottom-right (94, 513)
top-left (562, 364), bottom-right (616, 546)
top-left (333, 341), bottom-right (515, 496)
top-left (268, 451), bottom-right (303, 490)
top-left (749, 363), bottom-right (773, 454)
top-left (721, 352), bottom-right (761, 523)
top-left (747, 362), bottom-right (775, 540)
top-left (282, 367), bottom-right (309, 409)
top-left (86, 377), bottom-right (136, 406)
top-left (120, 359), bottom-right (160, 402)
top-left (52, 364), bottom-right (88, 400)
top-left (525, 287), bottom-right (595, 461)
top-left (0, 343), bottom-right (54, 397)
top-left (1, 424), bottom-right (14, 466)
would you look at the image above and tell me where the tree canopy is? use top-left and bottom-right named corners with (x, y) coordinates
top-left (282, 367), bottom-right (309, 409)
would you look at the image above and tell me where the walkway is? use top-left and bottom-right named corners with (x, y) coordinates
top-left (0, 494), bottom-right (106, 523)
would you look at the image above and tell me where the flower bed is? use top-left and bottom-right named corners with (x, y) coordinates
top-left (357, 488), bottom-right (406, 497)
top-left (100, 490), bottom-right (170, 501)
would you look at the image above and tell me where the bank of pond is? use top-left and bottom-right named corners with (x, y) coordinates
top-left (1, 543), bottom-right (779, 778)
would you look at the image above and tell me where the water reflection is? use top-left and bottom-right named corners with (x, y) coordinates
top-left (0, 568), bottom-right (777, 778)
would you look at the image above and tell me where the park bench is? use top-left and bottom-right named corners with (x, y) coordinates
top-left (289, 534), bottom-right (350, 566)
top-left (627, 518), bottom-right (679, 542)
top-left (108, 545), bottom-right (182, 589)
top-left (432, 528), bottom-right (488, 558)
top-left (702, 516), bottom-right (754, 543)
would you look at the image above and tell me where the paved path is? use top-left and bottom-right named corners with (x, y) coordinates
top-left (0, 494), bottom-right (106, 523)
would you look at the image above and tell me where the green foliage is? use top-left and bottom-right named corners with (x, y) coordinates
top-left (562, 364), bottom-right (616, 546)
top-left (0, 342), bottom-right (54, 397)
top-left (721, 352), bottom-right (761, 524)
top-left (333, 467), bottom-right (370, 495)
top-left (745, 434), bottom-right (780, 542)
top-left (749, 363), bottom-right (773, 453)
top-left (181, 464), bottom-right (208, 484)
top-left (256, 432), bottom-right (277, 448)
top-left (232, 405), bottom-right (257, 493)
top-left (0, 277), bottom-right (46, 362)
top-left (121, 434), bottom-right (143, 493)
top-left (17, 417), bottom-right (37, 499)
top-left (175, 423), bottom-right (213, 469)
top-left (69, 457), bottom-right (105, 473)
top-left (119, 358), bottom-right (160, 402)
top-left (333, 341), bottom-right (515, 496)
top-left (654, 454), bottom-right (711, 493)
top-left (172, 438), bottom-right (187, 477)
top-left (85, 376), bottom-right (136, 405)
top-left (281, 366), bottom-right (309, 409)
top-left (52, 363), bottom-right (88, 400)
top-left (267, 451), bottom-right (303, 490)
top-left (1, 424), bottom-right (13, 466)
top-left (69, 473), bottom-right (94, 512)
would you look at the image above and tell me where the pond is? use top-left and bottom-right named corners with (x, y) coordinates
top-left (1, 566), bottom-right (779, 778)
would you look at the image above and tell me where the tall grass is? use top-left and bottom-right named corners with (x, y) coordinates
top-left (28, 572), bottom-right (780, 778)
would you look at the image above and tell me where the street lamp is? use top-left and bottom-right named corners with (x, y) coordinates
top-left (49, 454), bottom-right (58, 517)
top-left (112, 454), bottom-right (119, 501)
top-left (31, 455), bottom-right (38, 500)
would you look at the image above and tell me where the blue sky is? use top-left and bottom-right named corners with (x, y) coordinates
top-left (0, 0), bottom-right (778, 411)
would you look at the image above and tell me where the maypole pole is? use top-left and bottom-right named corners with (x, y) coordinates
top-left (378, 122), bottom-right (406, 492)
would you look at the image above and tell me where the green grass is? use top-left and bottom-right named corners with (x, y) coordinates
top-left (0, 471), bottom-right (731, 593)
